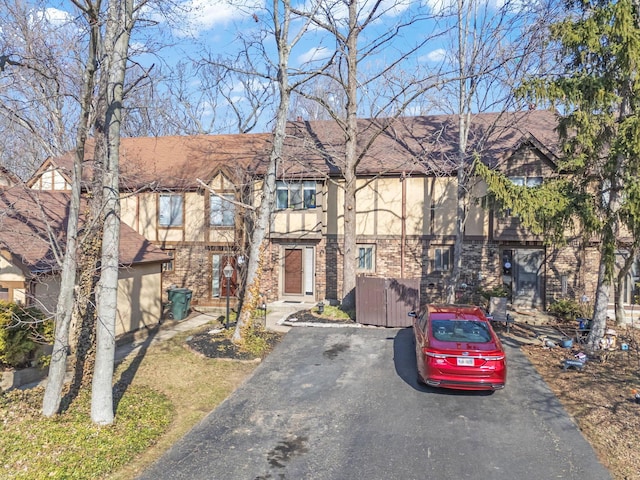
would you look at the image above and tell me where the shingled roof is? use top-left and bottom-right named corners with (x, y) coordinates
top-left (275, 109), bottom-right (560, 178)
top-left (32, 110), bottom-right (559, 188)
top-left (37, 133), bottom-right (273, 191)
top-left (0, 187), bottom-right (169, 275)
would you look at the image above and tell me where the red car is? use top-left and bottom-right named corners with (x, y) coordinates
top-left (411, 304), bottom-right (506, 391)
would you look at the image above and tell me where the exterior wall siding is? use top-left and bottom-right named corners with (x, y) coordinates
top-left (33, 265), bottom-right (162, 337)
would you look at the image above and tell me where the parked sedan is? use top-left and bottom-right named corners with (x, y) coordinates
top-left (411, 304), bottom-right (506, 391)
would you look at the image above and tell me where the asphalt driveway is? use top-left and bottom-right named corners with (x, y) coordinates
top-left (138, 327), bottom-right (611, 480)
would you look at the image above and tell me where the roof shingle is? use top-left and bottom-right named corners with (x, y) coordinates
top-left (35, 110), bottom-right (559, 187)
top-left (0, 187), bottom-right (168, 274)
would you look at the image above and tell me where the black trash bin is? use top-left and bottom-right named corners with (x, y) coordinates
top-left (167, 288), bottom-right (193, 320)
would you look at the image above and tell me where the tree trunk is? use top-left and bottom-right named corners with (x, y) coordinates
top-left (445, 0), bottom-right (471, 304)
top-left (42, 4), bottom-right (100, 417)
top-left (65, 229), bottom-right (102, 402)
top-left (588, 258), bottom-right (610, 349)
top-left (233, 0), bottom-right (293, 343)
top-left (91, 0), bottom-right (134, 425)
top-left (341, 0), bottom-right (359, 311)
top-left (65, 111), bottom-right (107, 404)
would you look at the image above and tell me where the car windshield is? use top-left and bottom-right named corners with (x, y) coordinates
top-left (431, 319), bottom-right (492, 343)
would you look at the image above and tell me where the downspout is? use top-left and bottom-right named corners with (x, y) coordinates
top-left (401, 171), bottom-right (406, 278)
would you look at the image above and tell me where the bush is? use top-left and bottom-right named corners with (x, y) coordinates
top-left (475, 285), bottom-right (510, 303)
top-left (239, 325), bottom-right (282, 358)
top-left (0, 301), bottom-right (51, 369)
top-left (548, 298), bottom-right (591, 323)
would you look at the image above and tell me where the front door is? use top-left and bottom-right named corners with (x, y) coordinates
top-left (284, 248), bottom-right (303, 295)
top-left (512, 249), bottom-right (544, 308)
top-left (211, 254), bottom-right (237, 298)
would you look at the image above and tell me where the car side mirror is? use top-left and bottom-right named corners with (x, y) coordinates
top-left (408, 311), bottom-right (417, 318)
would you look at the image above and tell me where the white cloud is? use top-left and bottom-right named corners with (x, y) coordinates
top-left (422, 0), bottom-right (456, 14)
top-left (28, 7), bottom-right (73, 28)
top-left (297, 46), bottom-right (332, 64)
top-left (173, 0), bottom-right (265, 37)
top-left (425, 48), bottom-right (446, 62)
top-left (423, 0), bottom-right (519, 15)
top-left (39, 7), bottom-right (73, 25)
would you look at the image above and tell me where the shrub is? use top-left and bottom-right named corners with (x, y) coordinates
top-left (0, 301), bottom-right (51, 369)
top-left (317, 304), bottom-right (354, 320)
top-left (476, 285), bottom-right (510, 301)
top-left (240, 326), bottom-right (270, 357)
top-left (548, 298), bottom-right (591, 322)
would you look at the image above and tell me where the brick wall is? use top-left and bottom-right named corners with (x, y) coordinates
top-left (259, 234), bottom-right (603, 309)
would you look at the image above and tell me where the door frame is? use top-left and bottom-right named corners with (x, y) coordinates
top-left (510, 248), bottom-right (545, 309)
top-left (280, 244), bottom-right (316, 301)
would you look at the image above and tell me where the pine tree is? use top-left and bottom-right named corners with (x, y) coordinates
top-left (480, 0), bottom-right (640, 348)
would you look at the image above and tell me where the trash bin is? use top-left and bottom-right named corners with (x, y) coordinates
top-left (167, 288), bottom-right (193, 320)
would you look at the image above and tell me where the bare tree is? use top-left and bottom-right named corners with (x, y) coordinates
top-left (90, 0), bottom-right (146, 425)
top-left (428, 0), bottom-right (560, 304)
top-left (6, 0), bottom-right (100, 417)
top-left (289, 0), bottom-right (441, 309)
top-left (0, 0), bottom-right (84, 177)
top-left (229, 0), bottom-right (320, 342)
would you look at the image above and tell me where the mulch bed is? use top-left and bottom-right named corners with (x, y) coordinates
top-left (285, 309), bottom-right (356, 325)
top-left (186, 329), bottom-right (284, 361)
top-left (185, 309), bottom-right (354, 360)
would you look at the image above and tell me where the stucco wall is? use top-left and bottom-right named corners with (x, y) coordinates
top-left (33, 264), bottom-right (163, 337)
top-left (0, 254), bottom-right (24, 282)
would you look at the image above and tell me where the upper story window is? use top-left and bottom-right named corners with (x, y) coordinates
top-left (210, 194), bottom-right (235, 226)
top-left (159, 193), bottom-right (183, 227)
top-left (276, 181), bottom-right (316, 210)
top-left (509, 176), bottom-right (543, 187)
top-left (357, 244), bottom-right (375, 272)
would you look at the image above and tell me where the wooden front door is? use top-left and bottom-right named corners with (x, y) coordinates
top-left (284, 249), bottom-right (303, 295)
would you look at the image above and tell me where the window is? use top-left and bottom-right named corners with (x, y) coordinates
top-left (303, 182), bottom-right (316, 208)
top-left (211, 254), bottom-right (236, 298)
top-left (276, 181), bottom-right (316, 209)
top-left (159, 194), bottom-right (183, 227)
top-left (212, 254), bottom-right (221, 297)
top-left (162, 249), bottom-right (174, 272)
top-left (357, 245), bottom-right (375, 272)
top-left (509, 176), bottom-right (543, 187)
top-left (431, 319), bottom-right (492, 343)
top-left (526, 177), bottom-right (543, 187)
top-left (433, 247), bottom-right (451, 271)
top-left (210, 194), bottom-right (235, 226)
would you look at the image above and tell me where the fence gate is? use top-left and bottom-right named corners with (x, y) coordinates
top-left (356, 275), bottom-right (420, 327)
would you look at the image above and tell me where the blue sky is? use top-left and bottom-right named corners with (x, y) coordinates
top-left (42, 0), bottom-right (458, 72)
top-left (36, 0), bottom-right (542, 133)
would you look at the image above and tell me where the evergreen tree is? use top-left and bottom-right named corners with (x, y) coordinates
top-left (479, 0), bottom-right (640, 348)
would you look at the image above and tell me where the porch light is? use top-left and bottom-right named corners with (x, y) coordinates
top-left (223, 263), bottom-right (234, 329)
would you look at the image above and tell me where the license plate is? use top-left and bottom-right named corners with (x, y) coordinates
top-left (457, 357), bottom-right (474, 366)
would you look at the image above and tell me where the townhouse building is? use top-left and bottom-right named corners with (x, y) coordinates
top-left (23, 110), bottom-right (640, 318)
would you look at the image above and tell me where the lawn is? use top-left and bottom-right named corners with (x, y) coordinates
top-left (0, 323), bottom-right (261, 480)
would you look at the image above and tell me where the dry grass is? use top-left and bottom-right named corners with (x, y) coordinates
top-left (521, 326), bottom-right (640, 480)
top-left (106, 328), bottom-right (259, 479)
